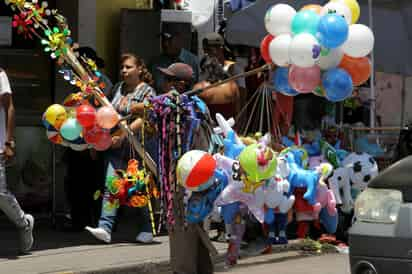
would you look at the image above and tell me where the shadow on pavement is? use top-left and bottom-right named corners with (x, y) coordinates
top-left (0, 213), bottom-right (164, 258)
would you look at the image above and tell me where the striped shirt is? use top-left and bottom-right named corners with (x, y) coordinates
top-left (111, 82), bottom-right (155, 116)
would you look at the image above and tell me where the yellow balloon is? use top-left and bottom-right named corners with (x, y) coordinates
top-left (44, 104), bottom-right (67, 129)
top-left (332, 0), bottom-right (360, 24)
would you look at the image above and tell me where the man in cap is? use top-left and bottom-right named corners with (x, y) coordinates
top-left (158, 62), bottom-right (194, 94)
top-left (198, 32), bottom-right (246, 123)
top-left (151, 24), bottom-right (199, 93)
top-left (158, 63), bottom-right (214, 274)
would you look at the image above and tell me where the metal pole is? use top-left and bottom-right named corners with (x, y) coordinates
top-left (368, 0), bottom-right (376, 128)
top-left (184, 63), bottom-right (272, 96)
top-left (51, 144), bottom-right (56, 227)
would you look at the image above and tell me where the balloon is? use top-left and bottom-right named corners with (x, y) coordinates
top-left (321, 2), bottom-right (352, 25)
top-left (317, 14), bottom-right (348, 49)
top-left (342, 24), bottom-right (374, 58)
top-left (289, 33), bottom-right (320, 68)
top-left (313, 86), bottom-right (326, 97)
top-left (83, 125), bottom-right (106, 144)
top-left (96, 106), bottom-right (120, 129)
top-left (300, 4), bottom-right (322, 14)
top-left (76, 104), bottom-right (96, 128)
top-left (46, 129), bottom-right (66, 145)
top-left (273, 67), bottom-right (299, 96)
top-left (42, 113), bottom-right (54, 130)
top-left (60, 118), bottom-right (83, 141)
top-left (260, 34), bottom-right (275, 64)
top-left (239, 144), bottom-right (277, 183)
top-left (288, 65), bottom-right (321, 93)
top-left (44, 104), bottom-right (67, 130)
top-left (322, 68), bottom-right (353, 102)
top-left (70, 143), bottom-right (89, 151)
top-left (94, 130), bottom-right (112, 151)
top-left (265, 4), bottom-right (296, 36)
top-left (268, 34), bottom-right (292, 67)
top-left (339, 55), bottom-right (371, 86)
top-left (177, 150), bottom-right (217, 192)
top-left (291, 10), bottom-right (320, 36)
top-left (332, 0), bottom-right (360, 24)
top-left (318, 47), bottom-right (344, 70)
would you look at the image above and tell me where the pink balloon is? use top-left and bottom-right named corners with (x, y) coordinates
top-left (94, 130), bottom-right (112, 151)
top-left (288, 65), bottom-right (321, 93)
top-left (96, 106), bottom-right (120, 129)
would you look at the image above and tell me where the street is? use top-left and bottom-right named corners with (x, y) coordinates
top-left (216, 252), bottom-right (350, 274)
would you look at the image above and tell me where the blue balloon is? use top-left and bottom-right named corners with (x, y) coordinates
top-left (273, 68), bottom-right (299, 96)
top-left (322, 68), bottom-right (353, 102)
top-left (317, 14), bottom-right (348, 48)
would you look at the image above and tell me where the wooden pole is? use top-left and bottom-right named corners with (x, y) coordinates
top-left (64, 49), bottom-right (158, 176)
top-left (184, 63), bottom-right (273, 96)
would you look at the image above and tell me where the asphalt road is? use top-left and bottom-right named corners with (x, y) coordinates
top-left (215, 252), bottom-right (351, 274)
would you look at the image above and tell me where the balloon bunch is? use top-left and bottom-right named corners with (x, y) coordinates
top-left (42, 94), bottom-right (120, 151)
top-left (5, 0), bottom-right (127, 153)
top-left (261, 0), bottom-right (374, 102)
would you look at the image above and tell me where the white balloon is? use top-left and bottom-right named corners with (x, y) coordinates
top-left (321, 2), bottom-right (352, 25)
top-left (70, 143), bottom-right (89, 151)
top-left (342, 24), bottom-right (374, 57)
top-left (317, 47), bottom-right (344, 70)
top-left (289, 33), bottom-right (320, 68)
top-left (265, 4), bottom-right (296, 36)
top-left (269, 34), bottom-right (292, 67)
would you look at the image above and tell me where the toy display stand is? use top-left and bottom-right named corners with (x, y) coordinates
top-left (348, 126), bottom-right (401, 170)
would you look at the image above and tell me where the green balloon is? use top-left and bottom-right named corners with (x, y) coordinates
top-left (239, 144), bottom-right (277, 183)
top-left (291, 10), bottom-right (320, 36)
top-left (60, 118), bottom-right (83, 141)
top-left (320, 140), bottom-right (340, 168)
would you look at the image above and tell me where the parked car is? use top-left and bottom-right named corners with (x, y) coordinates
top-left (349, 155), bottom-right (412, 274)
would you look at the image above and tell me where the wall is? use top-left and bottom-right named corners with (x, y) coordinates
top-left (79, 0), bottom-right (96, 48)
top-left (96, 0), bottom-right (151, 81)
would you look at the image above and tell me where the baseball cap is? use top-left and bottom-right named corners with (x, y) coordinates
top-left (203, 32), bottom-right (225, 47)
top-left (158, 63), bottom-right (193, 81)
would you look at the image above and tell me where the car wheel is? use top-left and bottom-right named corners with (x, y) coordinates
top-left (359, 270), bottom-right (376, 274)
top-left (355, 261), bottom-right (377, 274)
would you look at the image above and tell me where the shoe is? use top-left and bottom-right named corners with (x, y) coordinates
top-left (274, 236), bottom-right (288, 245)
top-left (136, 232), bottom-right (153, 244)
top-left (261, 245), bottom-right (273, 255)
top-left (19, 214), bottom-right (34, 253)
top-left (85, 226), bottom-right (111, 243)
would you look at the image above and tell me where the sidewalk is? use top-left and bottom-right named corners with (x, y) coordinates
top-left (0, 217), bottom-right (305, 274)
top-left (0, 216), bottom-right (228, 274)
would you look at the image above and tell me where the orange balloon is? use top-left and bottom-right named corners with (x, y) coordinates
top-left (300, 4), bottom-right (322, 14)
top-left (339, 55), bottom-right (371, 86)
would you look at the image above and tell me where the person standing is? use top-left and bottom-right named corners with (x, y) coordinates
top-left (64, 46), bottom-right (112, 232)
top-left (197, 32), bottom-right (245, 122)
top-left (158, 63), bottom-right (214, 274)
top-left (85, 53), bottom-right (156, 244)
top-left (0, 68), bottom-right (34, 253)
top-left (150, 24), bottom-right (200, 94)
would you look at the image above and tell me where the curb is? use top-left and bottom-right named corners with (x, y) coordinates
top-left (73, 253), bottom-right (227, 274)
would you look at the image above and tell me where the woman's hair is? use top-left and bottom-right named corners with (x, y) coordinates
top-left (120, 53), bottom-right (153, 86)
